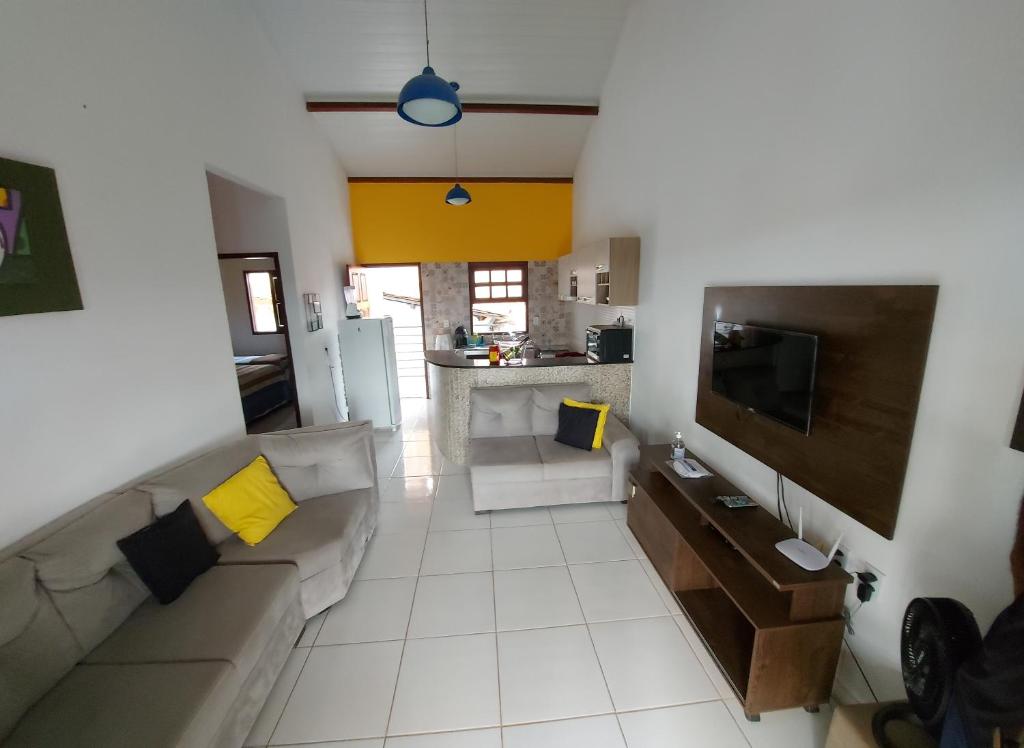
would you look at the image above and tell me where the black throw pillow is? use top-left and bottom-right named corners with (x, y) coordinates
top-left (554, 402), bottom-right (601, 451)
top-left (117, 500), bottom-right (220, 605)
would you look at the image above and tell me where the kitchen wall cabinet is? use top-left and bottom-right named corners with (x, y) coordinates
top-left (557, 253), bottom-right (576, 301)
top-left (575, 242), bottom-right (598, 304)
top-left (568, 237), bottom-right (640, 306)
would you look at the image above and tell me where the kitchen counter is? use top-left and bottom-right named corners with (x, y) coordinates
top-left (426, 351), bottom-right (632, 464)
top-left (424, 350), bottom-right (611, 368)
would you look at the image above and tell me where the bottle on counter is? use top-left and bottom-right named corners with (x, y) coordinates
top-left (488, 344), bottom-right (500, 365)
top-left (671, 431), bottom-right (686, 461)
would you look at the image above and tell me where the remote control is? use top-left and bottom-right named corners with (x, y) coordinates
top-left (715, 495), bottom-right (757, 509)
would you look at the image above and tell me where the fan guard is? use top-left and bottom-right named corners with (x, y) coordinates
top-left (901, 597), bottom-right (982, 730)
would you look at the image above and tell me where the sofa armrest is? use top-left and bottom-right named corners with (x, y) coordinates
top-left (257, 420), bottom-right (379, 503)
top-left (602, 414), bottom-right (640, 502)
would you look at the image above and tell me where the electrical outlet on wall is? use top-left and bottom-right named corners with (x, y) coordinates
top-left (833, 544), bottom-right (852, 571)
top-left (858, 561), bottom-right (884, 602)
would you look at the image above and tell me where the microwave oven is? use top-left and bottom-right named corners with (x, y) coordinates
top-left (586, 325), bottom-right (633, 363)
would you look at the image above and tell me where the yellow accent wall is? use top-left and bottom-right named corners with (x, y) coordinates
top-left (349, 182), bottom-right (572, 263)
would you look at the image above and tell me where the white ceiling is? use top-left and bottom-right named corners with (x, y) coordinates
top-left (252, 0), bottom-right (632, 177)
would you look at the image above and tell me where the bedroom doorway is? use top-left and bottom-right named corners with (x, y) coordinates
top-left (347, 264), bottom-right (427, 399)
top-left (217, 252), bottom-right (301, 433)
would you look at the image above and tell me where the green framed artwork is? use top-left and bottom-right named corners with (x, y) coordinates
top-left (0, 156), bottom-right (82, 316)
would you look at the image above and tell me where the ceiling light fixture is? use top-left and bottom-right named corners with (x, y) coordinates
top-left (397, 0), bottom-right (462, 127)
top-left (445, 126), bottom-right (471, 206)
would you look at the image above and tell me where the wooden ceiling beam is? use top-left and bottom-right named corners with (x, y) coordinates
top-left (307, 101), bottom-right (598, 116)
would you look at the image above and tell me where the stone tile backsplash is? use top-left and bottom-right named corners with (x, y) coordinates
top-left (421, 260), bottom-right (571, 350)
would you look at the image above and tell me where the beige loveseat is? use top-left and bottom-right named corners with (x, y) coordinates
top-left (0, 420), bottom-right (378, 748)
top-left (468, 383), bottom-right (640, 513)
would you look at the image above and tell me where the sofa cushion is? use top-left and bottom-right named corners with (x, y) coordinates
top-left (215, 489), bottom-right (373, 582)
top-left (86, 564), bottom-right (298, 689)
top-left (530, 383), bottom-right (593, 435)
top-left (0, 557), bottom-right (83, 742)
top-left (554, 402), bottom-right (601, 451)
top-left (5, 661), bottom-right (236, 748)
top-left (258, 423), bottom-right (376, 502)
top-left (20, 489), bottom-right (153, 651)
top-left (536, 435), bottom-right (613, 481)
top-left (469, 387), bottom-right (534, 438)
top-left (141, 438), bottom-right (261, 545)
top-left (202, 456), bottom-right (297, 545)
top-left (563, 398), bottom-right (611, 449)
top-left (468, 436), bottom-right (543, 483)
top-left (117, 500), bottom-right (220, 605)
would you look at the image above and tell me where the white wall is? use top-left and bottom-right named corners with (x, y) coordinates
top-left (574, 0), bottom-right (1024, 701)
top-left (0, 1), bottom-right (354, 547)
top-left (217, 257), bottom-right (287, 357)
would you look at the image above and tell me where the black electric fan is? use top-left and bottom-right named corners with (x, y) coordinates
top-left (872, 597), bottom-right (983, 746)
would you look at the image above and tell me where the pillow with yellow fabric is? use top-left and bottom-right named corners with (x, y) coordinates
top-left (562, 398), bottom-right (611, 449)
top-left (202, 455), bottom-right (296, 546)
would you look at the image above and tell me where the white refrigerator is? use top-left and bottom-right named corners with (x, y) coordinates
top-left (338, 317), bottom-right (402, 429)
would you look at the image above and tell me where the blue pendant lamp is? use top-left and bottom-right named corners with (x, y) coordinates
top-left (445, 126), bottom-right (471, 205)
top-left (445, 183), bottom-right (471, 206)
top-left (397, 0), bottom-right (462, 127)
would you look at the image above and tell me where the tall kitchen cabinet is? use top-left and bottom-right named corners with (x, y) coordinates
top-left (560, 237), bottom-right (640, 306)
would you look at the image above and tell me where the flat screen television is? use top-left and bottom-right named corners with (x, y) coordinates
top-left (711, 321), bottom-right (819, 434)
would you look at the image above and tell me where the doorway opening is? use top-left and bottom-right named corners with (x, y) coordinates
top-left (347, 264), bottom-right (427, 399)
top-left (217, 252), bottom-right (301, 433)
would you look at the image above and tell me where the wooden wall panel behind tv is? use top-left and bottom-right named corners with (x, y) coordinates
top-left (695, 285), bottom-right (939, 539)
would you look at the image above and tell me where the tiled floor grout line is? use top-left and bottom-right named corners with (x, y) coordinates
top-left (302, 611), bottom-right (681, 648)
top-left (723, 702), bottom-right (757, 748)
top-left (300, 406), bottom-right (785, 745)
top-left (379, 470), bottom-right (438, 741)
top-left (616, 516), bottom-right (757, 748)
top-left (489, 524), bottom-right (505, 747)
top-left (549, 517), bottom-right (633, 748)
top-left (259, 644), bottom-right (312, 747)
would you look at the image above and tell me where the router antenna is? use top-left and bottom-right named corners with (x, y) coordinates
top-left (797, 507), bottom-right (803, 540)
top-left (826, 532), bottom-right (844, 563)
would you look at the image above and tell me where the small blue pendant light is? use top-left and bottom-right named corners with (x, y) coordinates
top-left (445, 126), bottom-right (471, 205)
top-left (397, 0), bottom-right (462, 127)
top-left (445, 183), bottom-right (471, 206)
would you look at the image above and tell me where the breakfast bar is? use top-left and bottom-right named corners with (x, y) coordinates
top-left (425, 350), bottom-right (633, 464)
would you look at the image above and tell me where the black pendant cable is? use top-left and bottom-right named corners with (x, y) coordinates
top-left (777, 471), bottom-right (794, 528)
top-left (445, 125), bottom-right (471, 205)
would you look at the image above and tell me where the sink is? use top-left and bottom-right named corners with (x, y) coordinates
top-left (458, 347), bottom-right (491, 359)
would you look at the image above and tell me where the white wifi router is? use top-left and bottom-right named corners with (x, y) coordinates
top-left (775, 508), bottom-right (843, 572)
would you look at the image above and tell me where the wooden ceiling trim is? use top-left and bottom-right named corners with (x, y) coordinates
top-left (307, 101), bottom-right (599, 116)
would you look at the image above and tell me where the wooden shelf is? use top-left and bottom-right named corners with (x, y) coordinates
top-left (678, 588), bottom-right (754, 698)
top-left (644, 446), bottom-right (851, 592)
top-left (630, 470), bottom-right (792, 628)
top-left (627, 445), bottom-right (852, 719)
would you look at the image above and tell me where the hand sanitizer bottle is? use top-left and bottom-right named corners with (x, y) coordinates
top-left (671, 432), bottom-right (686, 461)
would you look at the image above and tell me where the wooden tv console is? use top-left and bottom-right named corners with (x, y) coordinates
top-left (627, 445), bottom-right (852, 720)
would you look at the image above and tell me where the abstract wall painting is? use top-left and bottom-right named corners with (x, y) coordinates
top-left (0, 156), bottom-right (82, 317)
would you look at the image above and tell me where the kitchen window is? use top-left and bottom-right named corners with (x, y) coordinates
top-left (468, 262), bottom-right (528, 335)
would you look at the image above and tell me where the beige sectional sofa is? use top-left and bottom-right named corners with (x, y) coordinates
top-left (468, 383), bottom-right (640, 512)
top-left (0, 420), bottom-right (378, 748)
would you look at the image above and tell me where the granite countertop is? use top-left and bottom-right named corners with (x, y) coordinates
top-left (424, 350), bottom-right (631, 369)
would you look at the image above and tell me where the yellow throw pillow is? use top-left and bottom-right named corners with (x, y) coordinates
top-left (202, 456), bottom-right (296, 546)
top-left (563, 398), bottom-right (611, 449)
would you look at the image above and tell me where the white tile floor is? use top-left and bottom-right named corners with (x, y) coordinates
top-left (245, 400), bottom-right (833, 748)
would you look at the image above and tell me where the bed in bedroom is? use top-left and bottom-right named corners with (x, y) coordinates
top-left (233, 354), bottom-right (292, 423)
